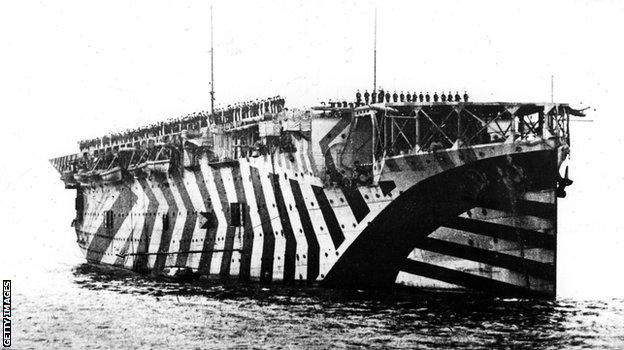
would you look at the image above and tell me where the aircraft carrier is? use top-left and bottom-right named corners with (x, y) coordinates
top-left (50, 92), bottom-right (583, 298)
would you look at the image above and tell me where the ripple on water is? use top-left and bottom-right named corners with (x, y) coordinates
top-left (7, 263), bottom-right (624, 349)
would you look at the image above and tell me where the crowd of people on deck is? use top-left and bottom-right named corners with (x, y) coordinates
top-left (78, 96), bottom-right (286, 150)
top-left (322, 89), bottom-right (470, 108)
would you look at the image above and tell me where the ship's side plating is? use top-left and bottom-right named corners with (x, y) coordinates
top-left (51, 101), bottom-right (579, 298)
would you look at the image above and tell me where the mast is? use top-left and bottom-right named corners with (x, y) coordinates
top-left (210, 5), bottom-right (215, 116)
top-left (373, 8), bottom-right (377, 93)
top-left (550, 74), bottom-right (554, 103)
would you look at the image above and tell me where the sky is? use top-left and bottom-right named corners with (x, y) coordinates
top-left (0, 0), bottom-right (623, 299)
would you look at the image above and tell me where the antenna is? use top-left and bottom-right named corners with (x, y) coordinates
top-left (210, 5), bottom-right (215, 116)
top-left (550, 74), bottom-right (554, 103)
top-left (373, 8), bottom-right (377, 93)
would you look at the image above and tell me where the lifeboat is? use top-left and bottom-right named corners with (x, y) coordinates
top-left (145, 159), bottom-right (171, 176)
top-left (73, 171), bottom-right (91, 187)
top-left (144, 145), bottom-right (176, 176)
top-left (101, 166), bottom-right (123, 184)
top-left (127, 148), bottom-right (148, 178)
top-left (86, 170), bottom-right (102, 184)
top-left (128, 162), bottom-right (147, 178)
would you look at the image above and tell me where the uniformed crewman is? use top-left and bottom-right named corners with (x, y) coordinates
top-left (419, 92), bottom-right (424, 102)
top-left (406, 92), bottom-right (412, 102)
top-left (378, 88), bottom-right (384, 103)
top-left (364, 90), bottom-right (370, 104)
top-left (342, 101), bottom-right (348, 108)
top-left (425, 92), bottom-right (430, 102)
top-left (385, 91), bottom-right (391, 103)
top-left (455, 91), bottom-right (461, 102)
top-left (399, 91), bottom-right (405, 102)
top-left (433, 92), bottom-right (439, 102)
top-left (463, 91), bottom-right (469, 102)
top-left (447, 92), bottom-right (453, 102)
top-left (441, 93), bottom-right (447, 102)
top-left (356, 90), bottom-right (362, 105)
top-left (392, 91), bottom-right (398, 102)
top-left (371, 90), bottom-right (377, 103)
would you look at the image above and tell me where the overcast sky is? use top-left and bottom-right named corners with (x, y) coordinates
top-left (1, 0), bottom-right (623, 298)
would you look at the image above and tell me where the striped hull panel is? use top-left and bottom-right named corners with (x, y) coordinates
top-left (73, 142), bottom-right (562, 298)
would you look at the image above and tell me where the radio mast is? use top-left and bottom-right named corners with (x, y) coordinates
top-left (373, 8), bottom-right (377, 93)
top-left (210, 5), bottom-right (215, 116)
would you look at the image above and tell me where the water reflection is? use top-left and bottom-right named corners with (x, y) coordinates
top-left (66, 263), bottom-right (624, 349)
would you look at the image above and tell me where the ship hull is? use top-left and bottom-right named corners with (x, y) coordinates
top-left (72, 139), bottom-right (560, 298)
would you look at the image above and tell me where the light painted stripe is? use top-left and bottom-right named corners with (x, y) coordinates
top-left (147, 182), bottom-right (169, 269)
top-left (395, 271), bottom-right (465, 290)
top-left (239, 159), bottom-right (264, 280)
top-left (298, 183), bottom-right (336, 280)
top-left (407, 248), bottom-right (552, 290)
top-left (165, 178), bottom-right (188, 268)
top-left (101, 191), bottom-right (137, 265)
top-left (429, 227), bottom-right (554, 264)
top-left (203, 166), bottom-right (228, 275)
top-left (184, 169), bottom-right (207, 270)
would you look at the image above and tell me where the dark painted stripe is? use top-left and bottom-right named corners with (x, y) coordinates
top-left (290, 179), bottom-right (319, 282)
top-left (404, 154), bottom-right (425, 171)
top-left (172, 173), bottom-right (198, 268)
top-left (341, 187), bottom-right (369, 223)
top-left (385, 158), bottom-right (400, 172)
top-left (444, 217), bottom-right (555, 250)
top-left (251, 167), bottom-right (275, 282)
top-left (456, 147), bottom-right (478, 164)
top-left (272, 174), bottom-right (297, 283)
top-left (86, 184), bottom-right (138, 262)
top-left (231, 165), bottom-right (253, 281)
top-left (297, 139), bottom-right (309, 175)
top-left (318, 116), bottom-right (351, 155)
top-left (153, 180), bottom-right (178, 272)
top-left (434, 151), bottom-right (454, 171)
top-left (311, 185), bottom-right (344, 248)
top-left (477, 199), bottom-right (556, 220)
top-left (194, 169), bottom-right (217, 276)
top-left (213, 168), bottom-right (236, 278)
top-left (401, 259), bottom-right (549, 298)
top-left (133, 179), bottom-right (159, 272)
top-left (414, 238), bottom-right (555, 280)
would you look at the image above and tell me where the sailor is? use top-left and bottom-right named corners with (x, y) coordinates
top-left (447, 92), bottom-right (453, 102)
top-left (364, 90), bottom-right (370, 104)
top-left (433, 92), bottom-right (439, 102)
top-left (342, 101), bottom-right (348, 108)
top-left (406, 92), bottom-right (412, 102)
top-left (425, 92), bottom-right (430, 102)
top-left (455, 91), bottom-right (461, 102)
top-left (463, 91), bottom-right (469, 102)
top-left (385, 91), bottom-right (391, 103)
top-left (419, 92), bottom-right (424, 102)
top-left (371, 90), bottom-right (377, 103)
top-left (329, 99), bottom-right (335, 108)
top-left (356, 90), bottom-right (362, 105)
top-left (392, 91), bottom-right (399, 102)
top-left (399, 91), bottom-right (405, 102)
top-left (441, 93), bottom-right (447, 102)
top-left (378, 88), bottom-right (384, 103)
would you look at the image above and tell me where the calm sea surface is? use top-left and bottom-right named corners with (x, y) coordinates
top-left (4, 249), bottom-right (624, 350)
